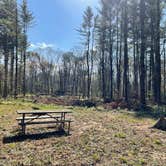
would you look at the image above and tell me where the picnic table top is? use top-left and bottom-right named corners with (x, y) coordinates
top-left (17, 110), bottom-right (72, 114)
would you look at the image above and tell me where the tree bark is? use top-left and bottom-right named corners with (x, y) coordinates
top-left (164, 41), bottom-right (166, 101)
top-left (10, 47), bottom-right (14, 95)
top-left (87, 30), bottom-right (91, 99)
top-left (3, 42), bottom-right (9, 98)
top-left (14, 7), bottom-right (18, 99)
top-left (109, 29), bottom-right (113, 100)
top-left (155, 0), bottom-right (161, 104)
top-left (140, 0), bottom-right (146, 106)
top-left (123, 0), bottom-right (129, 102)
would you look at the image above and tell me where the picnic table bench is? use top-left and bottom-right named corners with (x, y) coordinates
top-left (16, 110), bottom-right (72, 135)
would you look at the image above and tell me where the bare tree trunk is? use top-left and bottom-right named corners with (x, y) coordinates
top-left (0, 71), bottom-right (2, 96)
top-left (0, 72), bottom-right (2, 97)
top-left (90, 25), bottom-right (95, 98)
top-left (116, 12), bottom-right (119, 98)
top-left (150, 14), bottom-right (155, 102)
top-left (83, 64), bottom-right (86, 98)
top-left (164, 40), bottom-right (166, 101)
top-left (101, 49), bottom-right (106, 101)
top-left (140, 0), bottom-right (146, 106)
top-left (14, 7), bottom-right (18, 99)
top-left (135, 26), bottom-right (139, 98)
top-left (87, 30), bottom-right (91, 99)
top-left (148, 51), bottom-right (152, 99)
top-left (18, 50), bottom-right (23, 94)
top-left (123, 0), bottom-right (128, 102)
top-left (117, 17), bottom-right (122, 99)
top-left (10, 47), bottom-right (14, 96)
top-left (3, 42), bottom-right (9, 98)
top-left (109, 29), bottom-right (113, 100)
top-left (155, 0), bottom-right (161, 104)
top-left (145, 51), bottom-right (148, 98)
top-left (22, 38), bottom-right (26, 97)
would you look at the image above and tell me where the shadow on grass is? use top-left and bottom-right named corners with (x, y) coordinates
top-left (134, 111), bottom-right (164, 119)
top-left (3, 130), bottom-right (69, 144)
top-left (96, 104), bottom-right (166, 120)
top-left (134, 106), bottom-right (166, 120)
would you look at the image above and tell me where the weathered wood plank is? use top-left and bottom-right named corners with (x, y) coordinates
top-left (16, 115), bottom-right (61, 120)
top-left (17, 110), bottom-right (72, 114)
top-left (18, 120), bottom-right (73, 125)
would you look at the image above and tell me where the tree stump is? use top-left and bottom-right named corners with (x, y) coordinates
top-left (153, 117), bottom-right (166, 131)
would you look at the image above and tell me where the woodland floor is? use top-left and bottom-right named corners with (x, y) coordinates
top-left (0, 98), bottom-right (166, 166)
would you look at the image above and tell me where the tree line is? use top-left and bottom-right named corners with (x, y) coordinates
top-left (0, 0), bottom-right (166, 108)
top-left (75, 0), bottom-right (166, 106)
top-left (0, 0), bottom-right (33, 98)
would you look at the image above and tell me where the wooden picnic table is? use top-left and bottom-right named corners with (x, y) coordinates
top-left (17, 110), bottom-right (72, 114)
top-left (16, 110), bottom-right (72, 135)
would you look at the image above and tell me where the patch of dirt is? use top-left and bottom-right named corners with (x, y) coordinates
top-left (0, 102), bottom-right (166, 166)
top-left (134, 124), bottom-right (150, 131)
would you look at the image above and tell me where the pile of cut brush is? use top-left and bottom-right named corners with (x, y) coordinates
top-left (31, 96), bottom-right (74, 106)
top-left (103, 100), bottom-right (130, 110)
top-left (72, 100), bottom-right (97, 108)
top-left (31, 96), bottom-right (97, 107)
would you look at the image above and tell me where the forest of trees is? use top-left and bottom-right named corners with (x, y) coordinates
top-left (0, 0), bottom-right (166, 107)
top-left (0, 0), bottom-right (33, 98)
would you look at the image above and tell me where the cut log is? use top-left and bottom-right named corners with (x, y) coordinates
top-left (153, 117), bottom-right (166, 131)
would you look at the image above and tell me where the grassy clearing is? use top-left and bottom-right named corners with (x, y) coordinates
top-left (0, 100), bottom-right (166, 166)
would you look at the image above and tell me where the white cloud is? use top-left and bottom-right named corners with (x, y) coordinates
top-left (29, 42), bottom-right (55, 50)
top-left (79, 0), bottom-right (98, 5)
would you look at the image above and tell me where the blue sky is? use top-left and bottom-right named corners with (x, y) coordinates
top-left (23, 0), bottom-right (99, 51)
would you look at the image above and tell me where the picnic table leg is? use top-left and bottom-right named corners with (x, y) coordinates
top-left (21, 114), bottom-right (26, 135)
top-left (59, 113), bottom-right (64, 131)
top-left (22, 125), bottom-right (26, 135)
top-left (62, 113), bottom-right (66, 128)
top-left (68, 121), bottom-right (71, 135)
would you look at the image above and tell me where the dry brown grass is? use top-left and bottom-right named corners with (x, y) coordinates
top-left (0, 100), bottom-right (165, 166)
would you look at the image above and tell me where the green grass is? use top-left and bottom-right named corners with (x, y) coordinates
top-left (0, 99), bottom-right (64, 112)
top-left (0, 99), bottom-right (165, 166)
top-left (114, 132), bottom-right (126, 139)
